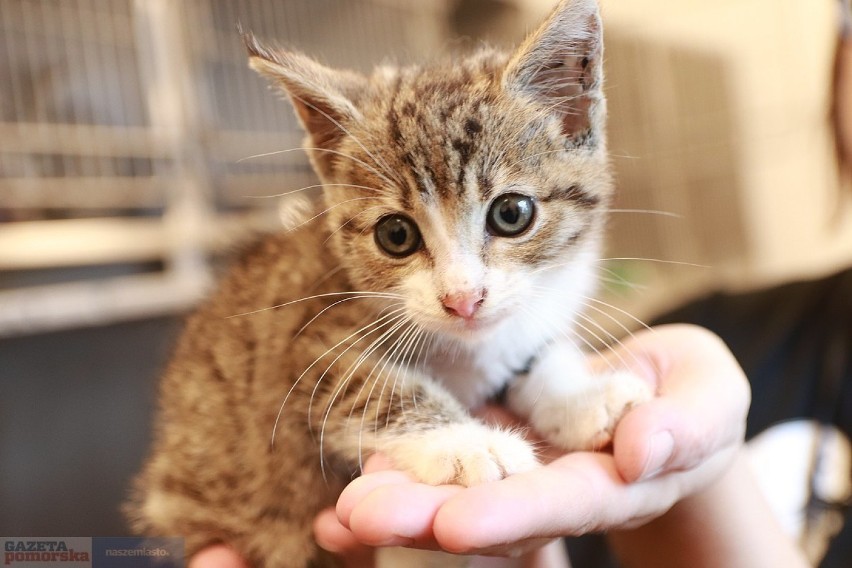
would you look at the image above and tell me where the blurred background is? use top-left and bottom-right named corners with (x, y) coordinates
top-left (1, 0), bottom-right (850, 565)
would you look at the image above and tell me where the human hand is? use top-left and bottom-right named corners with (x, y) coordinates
top-left (315, 324), bottom-right (751, 559)
top-left (188, 325), bottom-right (750, 566)
top-left (187, 545), bottom-right (249, 568)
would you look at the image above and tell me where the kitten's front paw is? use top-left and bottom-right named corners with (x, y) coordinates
top-left (531, 371), bottom-right (652, 451)
top-left (381, 423), bottom-right (539, 487)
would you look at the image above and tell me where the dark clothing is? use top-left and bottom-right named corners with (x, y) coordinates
top-left (567, 268), bottom-right (852, 568)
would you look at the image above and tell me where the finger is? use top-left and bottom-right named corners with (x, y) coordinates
top-left (313, 507), bottom-right (375, 567)
top-left (431, 450), bottom-right (709, 554)
top-left (188, 544), bottom-right (249, 568)
top-left (346, 481), bottom-right (463, 548)
top-left (466, 537), bottom-right (555, 558)
top-left (610, 325), bottom-right (751, 481)
top-left (470, 537), bottom-right (570, 567)
top-left (337, 466), bottom-right (463, 548)
top-left (337, 469), bottom-right (415, 529)
top-left (362, 452), bottom-right (396, 474)
top-left (431, 453), bottom-right (629, 552)
top-left (615, 395), bottom-right (738, 483)
top-left (524, 538), bottom-right (572, 568)
top-left (314, 506), bottom-right (367, 554)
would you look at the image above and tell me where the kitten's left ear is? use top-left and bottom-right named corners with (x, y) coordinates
top-left (503, 0), bottom-right (603, 143)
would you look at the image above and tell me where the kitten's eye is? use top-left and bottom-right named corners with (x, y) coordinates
top-left (374, 214), bottom-right (421, 257)
top-left (487, 193), bottom-right (535, 237)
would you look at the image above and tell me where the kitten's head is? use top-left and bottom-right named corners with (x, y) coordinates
top-left (248, 0), bottom-right (609, 344)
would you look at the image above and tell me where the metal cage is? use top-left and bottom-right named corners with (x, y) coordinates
top-left (0, 0), bottom-right (448, 335)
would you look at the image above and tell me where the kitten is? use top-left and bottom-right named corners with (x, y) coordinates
top-left (126, 1), bottom-right (651, 566)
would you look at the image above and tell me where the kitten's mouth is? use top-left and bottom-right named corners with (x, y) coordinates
top-left (459, 316), bottom-right (491, 330)
top-left (415, 307), bottom-right (507, 341)
top-left (443, 312), bottom-right (504, 337)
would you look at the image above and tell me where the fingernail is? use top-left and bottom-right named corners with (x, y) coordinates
top-left (640, 430), bottom-right (674, 481)
top-left (377, 535), bottom-right (414, 547)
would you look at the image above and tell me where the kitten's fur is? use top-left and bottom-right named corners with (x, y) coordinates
top-left (127, 1), bottom-right (651, 566)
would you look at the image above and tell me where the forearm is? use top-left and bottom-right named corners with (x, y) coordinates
top-left (608, 451), bottom-right (811, 568)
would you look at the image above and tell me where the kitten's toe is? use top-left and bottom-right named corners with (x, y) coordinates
top-left (381, 422), bottom-right (539, 487)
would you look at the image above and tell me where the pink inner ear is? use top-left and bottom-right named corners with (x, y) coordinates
top-left (290, 95), bottom-right (347, 151)
top-left (504, 3), bottom-right (603, 141)
top-left (540, 48), bottom-right (596, 137)
top-left (535, 28), bottom-right (601, 138)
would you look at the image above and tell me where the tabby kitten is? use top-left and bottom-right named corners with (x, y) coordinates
top-left (127, 0), bottom-right (651, 566)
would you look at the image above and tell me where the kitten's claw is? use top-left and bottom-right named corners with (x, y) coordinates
top-left (530, 371), bottom-right (652, 451)
top-left (381, 423), bottom-right (539, 487)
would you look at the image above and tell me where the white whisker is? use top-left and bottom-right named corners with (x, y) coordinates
top-left (317, 313), bottom-right (411, 473)
top-left (592, 264), bottom-right (647, 294)
top-left (286, 196), bottom-right (378, 234)
top-left (228, 290), bottom-right (402, 319)
top-left (323, 204), bottom-right (387, 245)
top-left (270, 305), bottom-right (405, 448)
top-left (573, 310), bottom-right (645, 371)
top-left (389, 323), bottom-right (430, 421)
top-left (598, 257), bottom-right (711, 269)
top-left (239, 146), bottom-right (398, 192)
top-left (311, 307), bottom-right (407, 425)
top-left (291, 93), bottom-right (406, 190)
top-left (314, 310), bottom-right (409, 480)
top-left (356, 319), bottom-right (421, 469)
top-left (581, 295), bottom-right (654, 334)
top-left (608, 208), bottom-right (681, 218)
top-left (293, 294), bottom-right (399, 339)
top-left (245, 182), bottom-right (390, 199)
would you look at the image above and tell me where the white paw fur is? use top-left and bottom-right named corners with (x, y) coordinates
top-left (380, 422), bottom-right (539, 487)
top-left (507, 343), bottom-right (653, 451)
top-left (527, 370), bottom-right (652, 451)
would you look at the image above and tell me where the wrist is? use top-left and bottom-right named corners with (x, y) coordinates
top-left (609, 450), bottom-right (810, 568)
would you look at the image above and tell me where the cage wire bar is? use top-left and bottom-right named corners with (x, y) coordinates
top-left (0, 0), bottom-right (446, 336)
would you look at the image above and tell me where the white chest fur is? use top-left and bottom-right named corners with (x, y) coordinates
top-left (422, 255), bottom-right (596, 408)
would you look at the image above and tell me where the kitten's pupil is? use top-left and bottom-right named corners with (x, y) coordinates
top-left (389, 226), bottom-right (407, 246)
top-left (375, 214), bottom-right (421, 257)
top-left (487, 193), bottom-right (535, 237)
top-left (501, 203), bottom-right (521, 224)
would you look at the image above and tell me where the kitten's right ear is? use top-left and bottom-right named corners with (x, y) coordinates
top-left (243, 32), bottom-right (366, 164)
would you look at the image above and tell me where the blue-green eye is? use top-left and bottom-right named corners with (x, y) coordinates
top-left (487, 193), bottom-right (535, 237)
top-left (374, 214), bottom-right (421, 257)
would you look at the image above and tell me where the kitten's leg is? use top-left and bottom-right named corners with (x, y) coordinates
top-left (316, 365), bottom-right (538, 487)
top-left (376, 382), bottom-right (539, 487)
top-left (506, 342), bottom-right (652, 451)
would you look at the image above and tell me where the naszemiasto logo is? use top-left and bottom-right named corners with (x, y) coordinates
top-left (3, 540), bottom-right (90, 565)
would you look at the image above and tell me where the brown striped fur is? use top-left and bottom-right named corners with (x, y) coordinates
top-left (126, 2), bottom-right (628, 567)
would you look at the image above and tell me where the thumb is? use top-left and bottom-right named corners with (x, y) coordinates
top-left (611, 325), bottom-right (750, 482)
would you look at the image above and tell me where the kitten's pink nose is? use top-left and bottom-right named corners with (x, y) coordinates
top-left (442, 290), bottom-right (485, 319)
